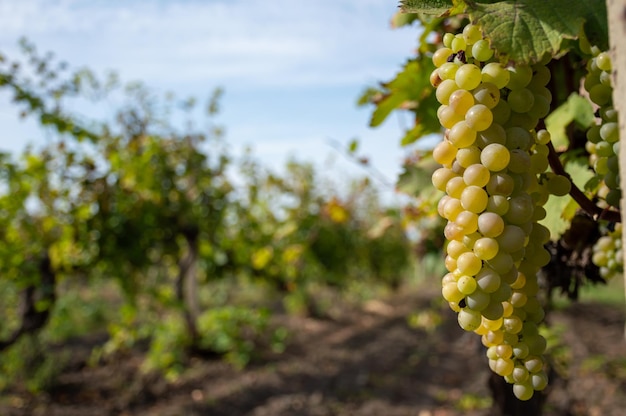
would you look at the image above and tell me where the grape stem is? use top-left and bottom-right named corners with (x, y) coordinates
top-left (546, 141), bottom-right (621, 222)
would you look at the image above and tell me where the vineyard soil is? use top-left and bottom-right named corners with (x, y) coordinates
top-left (0, 286), bottom-right (625, 416)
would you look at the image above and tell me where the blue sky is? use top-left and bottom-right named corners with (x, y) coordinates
top-left (0, 0), bottom-right (424, 201)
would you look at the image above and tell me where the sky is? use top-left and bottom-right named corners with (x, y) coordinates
top-left (0, 0), bottom-right (425, 202)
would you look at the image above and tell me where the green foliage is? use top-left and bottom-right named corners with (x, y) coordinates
top-left (196, 307), bottom-right (273, 369)
top-left (545, 94), bottom-right (595, 150)
top-left (0, 40), bottom-right (418, 392)
top-left (359, 58), bottom-right (441, 145)
top-left (400, 0), bottom-right (608, 63)
top-left (0, 335), bottom-right (67, 393)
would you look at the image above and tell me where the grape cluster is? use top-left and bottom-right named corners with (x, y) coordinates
top-left (429, 24), bottom-right (563, 400)
top-left (592, 223), bottom-right (623, 281)
top-left (583, 50), bottom-right (621, 208)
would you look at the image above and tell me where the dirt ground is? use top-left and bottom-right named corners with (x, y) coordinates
top-left (1, 287), bottom-right (625, 416)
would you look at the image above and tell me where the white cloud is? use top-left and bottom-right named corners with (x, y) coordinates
top-left (0, 0), bottom-right (418, 88)
top-left (0, 0), bottom-right (422, 184)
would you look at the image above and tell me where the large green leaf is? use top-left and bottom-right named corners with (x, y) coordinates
top-left (396, 162), bottom-right (436, 196)
top-left (471, 1), bottom-right (603, 63)
top-left (400, 0), bottom-right (465, 16)
top-left (368, 58), bottom-right (440, 144)
top-left (400, 0), bottom-right (608, 64)
top-left (545, 93), bottom-right (595, 151)
top-left (540, 158), bottom-right (594, 239)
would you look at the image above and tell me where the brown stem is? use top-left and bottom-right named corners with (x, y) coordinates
top-left (0, 253), bottom-right (56, 352)
top-left (175, 227), bottom-right (200, 343)
top-left (547, 141), bottom-right (621, 223)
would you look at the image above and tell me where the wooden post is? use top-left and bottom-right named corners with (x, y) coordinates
top-left (606, 0), bottom-right (626, 338)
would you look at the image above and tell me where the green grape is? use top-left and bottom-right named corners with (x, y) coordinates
top-left (480, 143), bottom-right (510, 171)
top-left (432, 47), bottom-right (453, 67)
top-left (461, 185), bottom-right (489, 213)
top-left (589, 83), bottom-right (612, 106)
top-left (432, 140), bottom-right (458, 166)
top-left (475, 266), bottom-right (502, 293)
top-left (457, 274), bottom-right (478, 294)
top-left (445, 176), bottom-right (466, 199)
top-left (466, 288), bottom-right (490, 310)
top-left (506, 65), bottom-right (533, 90)
top-left (432, 167), bottom-right (458, 191)
top-left (438, 62), bottom-right (459, 80)
top-left (546, 174), bottom-right (571, 196)
top-left (495, 225), bottom-right (526, 253)
top-left (446, 239), bottom-right (468, 258)
top-left (448, 121), bottom-right (477, 148)
top-left (482, 62), bottom-right (510, 89)
top-left (507, 88), bottom-right (535, 113)
top-left (486, 195), bottom-right (509, 215)
top-left (436, 79), bottom-right (459, 104)
top-left (527, 94), bottom-right (550, 119)
top-left (477, 212), bottom-right (505, 238)
top-left (505, 126), bottom-right (533, 150)
top-left (437, 105), bottom-right (464, 128)
top-left (473, 82), bottom-right (500, 109)
top-left (491, 100), bottom-right (512, 125)
top-left (451, 35), bottom-right (467, 53)
top-left (504, 194), bottom-right (534, 225)
top-left (507, 149), bottom-right (531, 174)
top-left (477, 123), bottom-right (506, 147)
top-left (465, 104), bottom-right (493, 131)
top-left (596, 51), bottom-right (612, 71)
top-left (456, 146), bottom-right (482, 167)
top-left (457, 251), bottom-right (483, 276)
top-left (449, 89), bottom-right (476, 114)
top-left (458, 308), bottom-right (482, 331)
top-left (513, 382), bottom-right (534, 401)
top-left (463, 23), bottom-right (482, 45)
top-left (529, 64), bottom-right (551, 87)
top-left (512, 365), bottom-right (530, 383)
top-left (472, 39), bottom-right (494, 62)
top-left (486, 172), bottom-right (515, 195)
top-left (455, 64), bottom-right (483, 90)
top-left (463, 163), bottom-right (491, 187)
top-left (592, 223), bottom-right (623, 280)
top-left (430, 24), bottom-right (551, 398)
top-left (600, 122), bottom-right (619, 143)
top-left (531, 371), bottom-right (549, 391)
top-left (535, 129), bottom-right (551, 145)
top-left (473, 237), bottom-right (499, 260)
top-left (443, 32), bottom-right (455, 48)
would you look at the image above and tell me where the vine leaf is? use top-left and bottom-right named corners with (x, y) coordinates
top-left (399, 0), bottom-right (465, 17)
top-left (545, 93), bottom-right (595, 151)
top-left (470, 0), bottom-right (605, 64)
top-left (396, 162), bottom-right (435, 196)
top-left (541, 159), bottom-right (593, 239)
top-left (400, 0), bottom-right (608, 64)
top-left (365, 58), bottom-right (441, 145)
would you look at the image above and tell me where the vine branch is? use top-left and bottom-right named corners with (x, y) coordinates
top-left (546, 141), bottom-right (621, 223)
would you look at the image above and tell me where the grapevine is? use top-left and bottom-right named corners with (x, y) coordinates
top-left (592, 223), bottom-right (623, 281)
top-left (430, 23), bottom-right (559, 401)
top-left (360, 0), bottom-right (626, 411)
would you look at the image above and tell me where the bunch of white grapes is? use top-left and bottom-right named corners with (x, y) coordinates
top-left (592, 223), bottom-right (623, 281)
top-left (429, 23), bottom-right (569, 401)
top-left (583, 49), bottom-right (621, 208)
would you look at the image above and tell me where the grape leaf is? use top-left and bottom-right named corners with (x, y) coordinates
top-left (471, 1), bottom-right (581, 63)
top-left (396, 163), bottom-right (434, 196)
top-left (540, 158), bottom-right (594, 239)
top-left (391, 10), bottom-right (419, 28)
top-left (367, 58), bottom-right (440, 145)
top-left (400, 0), bottom-right (608, 64)
top-left (399, 0), bottom-right (465, 16)
top-left (545, 93), bottom-right (595, 151)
